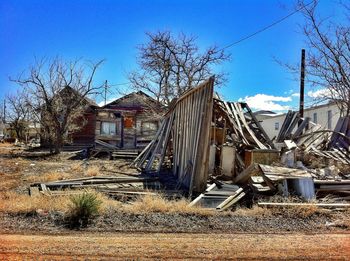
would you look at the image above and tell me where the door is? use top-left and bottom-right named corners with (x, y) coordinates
top-left (122, 116), bottom-right (136, 148)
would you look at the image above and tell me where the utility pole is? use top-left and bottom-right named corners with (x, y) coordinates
top-left (2, 99), bottom-right (6, 123)
top-left (299, 49), bottom-right (305, 122)
top-left (104, 80), bottom-right (108, 106)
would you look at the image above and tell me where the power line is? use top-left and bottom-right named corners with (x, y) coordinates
top-left (107, 0), bottom-right (316, 86)
top-left (220, 0), bottom-right (315, 51)
top-left (108, 82), bottom-right (131, 87)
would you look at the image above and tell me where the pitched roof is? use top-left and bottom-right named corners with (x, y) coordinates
top-left (102, 91), bottom-right (161, 108)
top-left (59, 86), bottom-right (98, 107)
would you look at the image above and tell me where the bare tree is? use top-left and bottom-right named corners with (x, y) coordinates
top-left (296, 0), bottom-right (350, 115)
top-left (6, 90), bottom-right (31, 142)
top-left (129, 31), bottom-right (230, 105)
top-left (0, 100), bottom-right (4, 123)
top-left (11, 58), bottom-right (104, 153)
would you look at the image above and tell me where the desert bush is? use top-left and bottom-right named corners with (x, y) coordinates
top-left (66, 191), bottom-right (102, 228)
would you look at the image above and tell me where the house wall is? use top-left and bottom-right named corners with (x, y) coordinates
top-left (95, 92), bottom-right (163, 150)
top-left (95, 109), bottom-right (159, 149)
top-left (260, 103), bottom-right (341, 140)
top-left (71, 111), bottom-right (96, 144)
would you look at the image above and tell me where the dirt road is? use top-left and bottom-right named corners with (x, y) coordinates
top-left (0, 232), bottom-right (349, 260)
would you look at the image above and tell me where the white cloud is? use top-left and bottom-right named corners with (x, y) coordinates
top-left (291, 92), bottom-right (300, 97)
top-left (307, 88), bottom-right (331, 99)
top-left (238, 94), bottom-right (292, 111)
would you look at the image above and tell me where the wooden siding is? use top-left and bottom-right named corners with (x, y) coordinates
top-left (71, 111), bottom-right (96, 144)
top-left (133, 77), bottom-right (215, 193)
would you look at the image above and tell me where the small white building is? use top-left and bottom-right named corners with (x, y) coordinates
top-left (260, 102), bottom-right (341, 140)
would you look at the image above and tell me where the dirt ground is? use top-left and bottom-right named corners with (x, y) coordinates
top-left (0, 232), bottom-right (349, 260)
top-left (1, 143), bottom-right (350, 259)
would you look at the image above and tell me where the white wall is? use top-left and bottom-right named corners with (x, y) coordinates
top-left (260, 103), bottom-right (341, 140)
top-left (260, 114), bottom-right (285, 140)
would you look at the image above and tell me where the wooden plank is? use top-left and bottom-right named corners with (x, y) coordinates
top-left (233, 163), bottom-right (260, 185)
top-left (259, 164), bottom-right (312, 181)
top-left (233, 102), bottom-right (266, 149)
top-left (216, 189), bottom-right (245, 211)
top-left (29, 187), bottom-right (40, 197)
top-left (314, 180), bottom-right (350, 185)
top-left (258, 202), bottom-right (350, 208)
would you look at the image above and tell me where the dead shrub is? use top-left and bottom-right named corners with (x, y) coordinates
top-left (85, 166), bottom-right (100, 177)
top-left (125, 194), bottom-right (214, 216)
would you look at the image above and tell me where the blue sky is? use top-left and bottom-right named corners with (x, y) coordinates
top-left (0, 0), bottom-right (343, 111)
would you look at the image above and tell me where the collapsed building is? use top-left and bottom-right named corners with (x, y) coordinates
top-left (132, 77), bottom-right (350, 209)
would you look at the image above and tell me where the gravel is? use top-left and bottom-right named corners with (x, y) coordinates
top-left (0, 209), bottom-right (348, 234)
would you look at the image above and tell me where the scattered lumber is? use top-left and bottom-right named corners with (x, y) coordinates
top-left (30, 175), bottom-right (160, 197)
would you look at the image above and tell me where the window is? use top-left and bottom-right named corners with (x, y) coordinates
top-left (101, 122), bottom-right (116, 135)
top-left (274, 122), bottom-right (279, 130)
top-left (142, 121), bottom-right (158, 135)
top-left (313, 113), bottom-right (317, 124)
top-left (327, 110), bottom-right (332, 129)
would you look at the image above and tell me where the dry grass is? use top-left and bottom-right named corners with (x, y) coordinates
top-left (0, 189), bottom-right (120, 215)
top-left (83, 189), bottom-right (122, 213)
top-left (233, 206), bottom-right (272, 217)
top-left (0, 191), bottom-right (71, 214)
top-left (25, 171), bottom-right (71, 183)
top-left (124, 194), bottom-right (215, 216)
top-left (85, 166), bottom-right (100, 177)
top-left (263, 196), bottom-right (323, 218)
top-left (70, 162), bottom-right (84, 173)
top-left (24, 164), bottom-right (101, 184)
top-left (0, 158), bottom-right (24, 190)
top-left (281, 205), bottom-right (320, 218)
top-left (0, 142), bottom-right (14, 147)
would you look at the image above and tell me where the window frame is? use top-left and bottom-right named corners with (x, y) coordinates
top-left (100, 121), bottom-right (118, 136)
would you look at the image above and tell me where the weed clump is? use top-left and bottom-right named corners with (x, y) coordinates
top-left (66, 191), bottom-right (102, 228)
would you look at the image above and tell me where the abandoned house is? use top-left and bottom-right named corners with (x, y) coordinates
top-left (38, 87), bottom-right (164, 151)
top-left (94, 91), bottom-right (164, 150)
